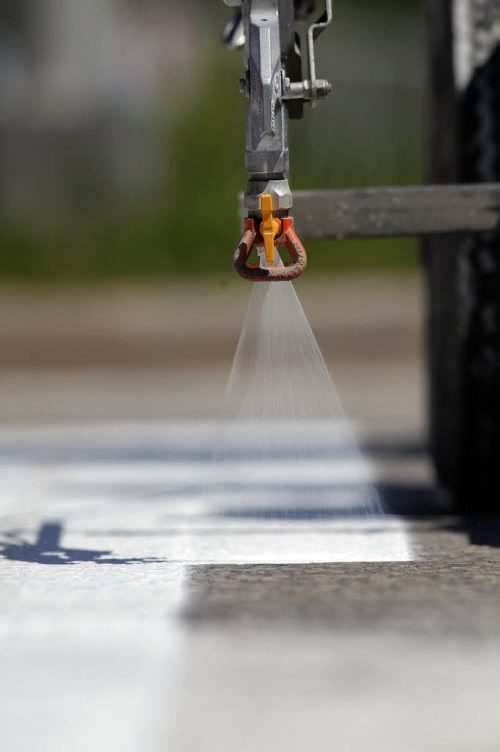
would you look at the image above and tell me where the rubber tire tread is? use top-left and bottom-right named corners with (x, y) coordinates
top-left (427, 0), bottom-right (500, 510)
top-left (459, 43), bottom-right (500, 509)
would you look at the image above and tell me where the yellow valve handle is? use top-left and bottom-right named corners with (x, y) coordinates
top-left (259, 194), bottom-right (282, 266)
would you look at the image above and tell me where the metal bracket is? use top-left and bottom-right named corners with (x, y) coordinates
top-left (282, 0), bottom-right (333, 106)
top-left (288, 184), bottom-right (500, 240)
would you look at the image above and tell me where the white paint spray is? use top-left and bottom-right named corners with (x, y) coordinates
top-left (205, 279), bottom-right (386, 518)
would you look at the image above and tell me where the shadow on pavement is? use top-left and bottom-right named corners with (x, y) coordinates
top-left (223, 482), bottom-right (445, 519)
top-left (444, 517), bottom-right (500, 548)
top-left (0, 521), bottom-right (164, 565)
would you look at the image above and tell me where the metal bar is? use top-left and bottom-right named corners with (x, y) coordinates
top-left (290, 184), bottom-right (500, 240)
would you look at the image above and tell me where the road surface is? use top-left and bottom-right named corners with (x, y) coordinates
top-left (0, 275), bottom-right (499, 751)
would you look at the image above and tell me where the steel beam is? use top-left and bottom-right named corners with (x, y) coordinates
top-left (290, 184), bottom-right (500, 240)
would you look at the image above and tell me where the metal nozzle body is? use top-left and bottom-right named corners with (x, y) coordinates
top-left (224, 1), bottom-right (333, 281)
top-left (242, 0), bottom-right (291, 213)
top-left (234, 0), bottom-right (333, 214)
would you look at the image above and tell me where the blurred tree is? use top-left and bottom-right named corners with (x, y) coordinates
top-left (0, 0), bottom-right (423, 279)
top-left (160, 53), bottom-right (246, 276)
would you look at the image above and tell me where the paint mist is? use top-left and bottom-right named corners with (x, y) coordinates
top-left (205, 278), bottom-right (383, 517)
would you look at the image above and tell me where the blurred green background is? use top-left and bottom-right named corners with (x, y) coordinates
top-left (0, 0), bottom-right (425, 280)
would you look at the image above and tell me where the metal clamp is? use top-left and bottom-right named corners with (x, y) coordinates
top-left (282, 0), bottom-right (333, 107)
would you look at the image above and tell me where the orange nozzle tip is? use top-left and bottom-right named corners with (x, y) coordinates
top-left (260, 194), bottom-right (280, 267)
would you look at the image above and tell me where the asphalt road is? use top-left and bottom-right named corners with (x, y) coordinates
top-left (1, 275), bottom-right (499, 751)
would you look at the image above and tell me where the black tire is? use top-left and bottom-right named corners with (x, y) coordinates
top-left (425, 0), bottom-right (500, 510)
